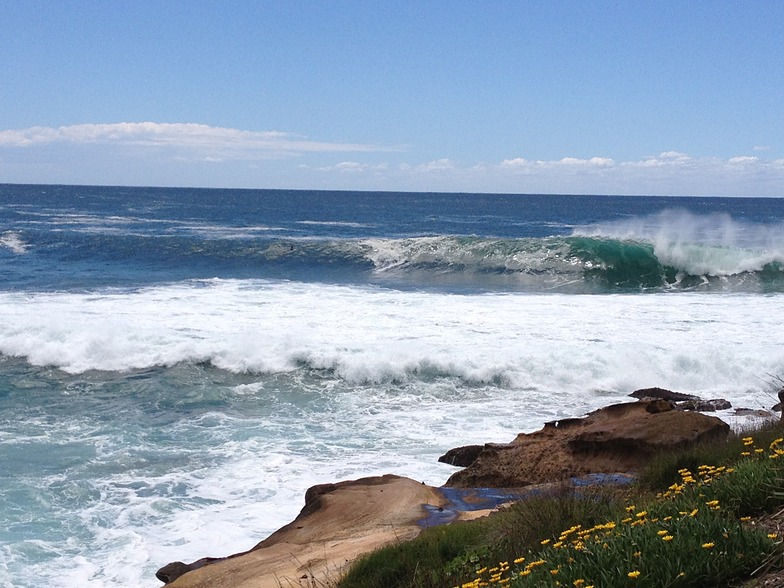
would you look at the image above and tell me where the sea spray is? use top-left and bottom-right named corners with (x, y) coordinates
top-left (3, 186), bottom-right (784, 587)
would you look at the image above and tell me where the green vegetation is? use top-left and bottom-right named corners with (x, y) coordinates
top-left (337, 420), bottom-right (784, 588)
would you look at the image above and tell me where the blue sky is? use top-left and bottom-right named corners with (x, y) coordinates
top-left (1, 1), bottom-right (782, 195)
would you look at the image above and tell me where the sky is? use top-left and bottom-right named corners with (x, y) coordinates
top-left (1, 1), bottom-right (783, 196)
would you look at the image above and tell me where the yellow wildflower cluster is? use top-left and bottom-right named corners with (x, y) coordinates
top-left (740, 436), bottom-right (784, 459)
top-left (769, 437), bottom-right (784, 459)
top-left (658, 464), bottom-right (735, 500)
top-left (453, 438), bottom-right (784, 588)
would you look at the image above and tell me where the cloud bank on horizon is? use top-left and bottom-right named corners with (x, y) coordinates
top-left (1, 2), bottom-right (782, 196)
top-left (1, 122), bottom-right (782, 196)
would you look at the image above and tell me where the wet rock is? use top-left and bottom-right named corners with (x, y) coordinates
top-left (734, 407), bottom-right (775, 417)
top-left (676, 398), bottom-right (732, 412)
top-left (156, 559), bottom-right (220, 584)
top-left (438, 444), bottom-right (485, 467)
top-left (629, 387), bottom-right (700, 402)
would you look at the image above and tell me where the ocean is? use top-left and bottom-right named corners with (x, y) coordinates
top-left (1, 184), bottom-right (783, 587)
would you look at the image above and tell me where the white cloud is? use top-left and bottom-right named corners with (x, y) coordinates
top-left (388, 152), bottom-right (781, 196)
top-left (309, 161), bottom-right (389, 173)
top-left (406, 158), bottom-right (455, 172)
top-left (1, 122), bottom-right (782, 196)
top-left (0, 122), bottom-right (391, 158)
top-left (728, 156), bottom-right (759, 165)
top-left (500, 156), bottom-right (615, 171)
top-left (334, 161), bottom-right (367, 172)
top-left (488, 152), bottom-right (784, 196)
top-left (499, 157), bottom-right (530, 168)
top-left (632, 151), bottom-right (694, 168)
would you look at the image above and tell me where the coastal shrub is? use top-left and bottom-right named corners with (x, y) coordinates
top-left (456, 433), bottom-right (783, 588)
top-left (338, 425), bottom-right (784, 588)
top-left (338, 519), bottom-right (491, 588)
top-left (486, 487), bottom-right (624, 559)
top-left (465, 505), bottom-right (775, 588)
top-left (338, 488), bottom-right (627, 588)
top-left (638, 419), bottom-right (784, 493)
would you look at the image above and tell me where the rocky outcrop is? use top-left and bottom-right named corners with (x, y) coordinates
top-left (157, 398), bottom-right (733, 587)
top-left (629, 387), bottom-right (732, 412)
top-left (159, 475), bottom-right (451, 588)
top-left (629, 387), bottom-right (700, 402)
top-left (445, 400), bottom-right (730, 488)
top-left (438, 444), bottom-right (485, 467)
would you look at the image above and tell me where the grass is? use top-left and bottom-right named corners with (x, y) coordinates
top-left (336, 418), bottom-right (784, 588)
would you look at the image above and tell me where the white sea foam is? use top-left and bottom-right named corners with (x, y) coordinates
top-left (2, 279), bottom-right (784, 587)
top-left (0, 280), bottom-right (782, 400)
top-left (575, 209), bottom-right (784, 276)
top-left (0, 231), bottom-right (28, 253)
top-left (297, 220), bottom-right (371, 228)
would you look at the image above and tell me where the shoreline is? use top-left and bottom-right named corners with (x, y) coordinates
top-left (158, 391), bottom-right (778, 587)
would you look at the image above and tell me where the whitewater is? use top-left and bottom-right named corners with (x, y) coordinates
top-left (1, 185), bottom-right (784, 587)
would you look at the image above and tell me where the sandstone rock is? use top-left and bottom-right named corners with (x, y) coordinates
top-left (158, 475), bottom-right (448, 588)
top-left (445, 400), bottom-right (729, 488)
top-left (158, 398), bottom-right (733, 587)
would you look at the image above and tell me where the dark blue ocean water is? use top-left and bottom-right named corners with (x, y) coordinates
top-left (3, 184), bottom-right (784, 293)
top-left (2, 185), bottom-right (784, 587)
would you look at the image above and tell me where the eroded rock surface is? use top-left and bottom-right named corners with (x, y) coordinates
top-left (158, 399), bottom-right (732, 587)
top-left (445, 400), bottom-right (730, 488)
top-left (159, 474), bottom-right (447, 588)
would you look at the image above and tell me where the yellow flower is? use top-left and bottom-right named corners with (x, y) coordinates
top-left (573, 581), bottom-right (586, 587)
top-left (768, 533), bottom-right (778, 539)
top-left (662, 535), bottom-right (674, 541)
top-left (518, 570), bottom-right (530, 577)
top-left (702, 542), bottom-right (715, 549)
top-left (635, 511), bottom-right (648, 518)
top-left (513, 557), bottom-right (525, 564)
top-left (551, 569), bottom-right (559, 576)
top-left (740, 516), bottom-right (751, 522)
top-left (540, 539), bottom-right (551, 545)
top-left (628, 570), bottom-right (641, 578)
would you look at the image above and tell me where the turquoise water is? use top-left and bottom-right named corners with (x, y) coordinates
top-left (1, 185), bottom-right (784, 586)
